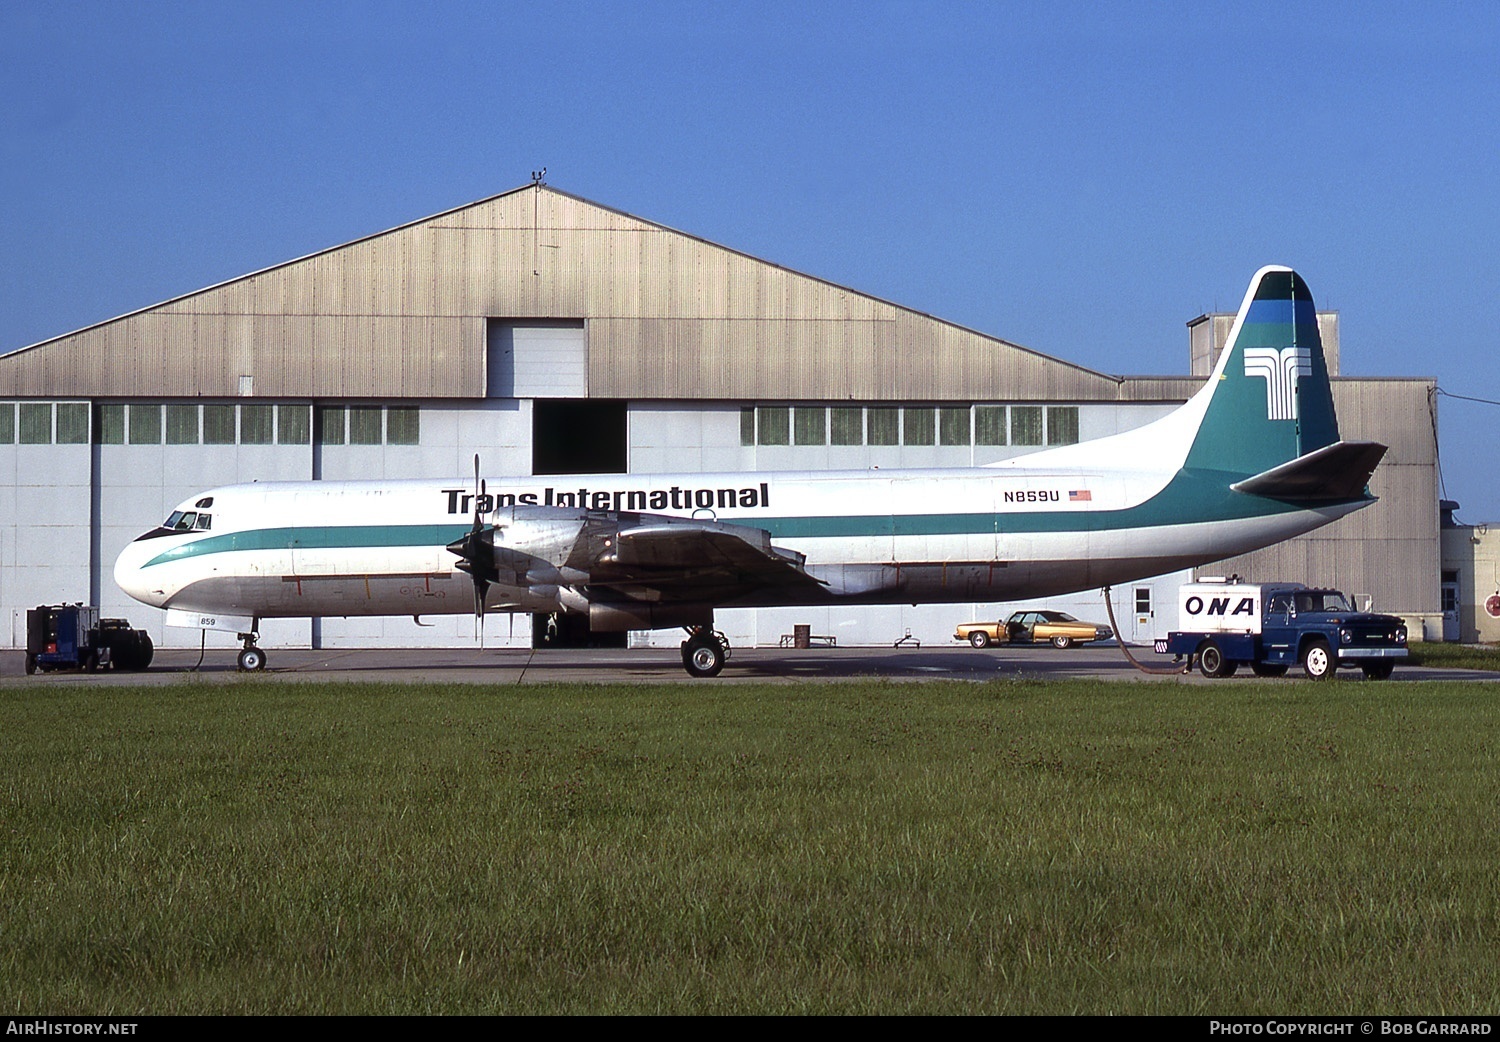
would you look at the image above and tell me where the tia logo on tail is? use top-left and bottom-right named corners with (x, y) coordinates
top-left (1243, 346), bottom-right (1312, 421)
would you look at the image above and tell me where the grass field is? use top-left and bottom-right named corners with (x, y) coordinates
top-left (3, 678), bottom-right (1498, 1014)
top-left (1405, 641), bottom-right (1500, 672)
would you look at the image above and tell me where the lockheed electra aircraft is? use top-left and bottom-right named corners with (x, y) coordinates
top-left (115, 266), bottom-right (1387, 676)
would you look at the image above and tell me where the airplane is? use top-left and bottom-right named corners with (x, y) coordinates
top-left (113, 266), bottom-right (1387, 677)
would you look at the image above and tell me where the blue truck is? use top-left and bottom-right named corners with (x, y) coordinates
top-left (24, 604), bottom-right (154, 675)
top-left (1157, 581), bottom-right (1408, 680)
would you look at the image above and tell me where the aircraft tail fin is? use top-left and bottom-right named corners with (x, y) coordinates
top-left (1183, 266), bottom-right (1348, 479)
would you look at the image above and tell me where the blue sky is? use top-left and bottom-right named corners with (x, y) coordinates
top-left (3, 1), bottom-right (1497, 518)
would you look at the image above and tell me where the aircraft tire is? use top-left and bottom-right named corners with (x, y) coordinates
top-left (238, 647), bottom-right (268, 672)
top-left (1050, 635), bottom-right (1073, 649)
top-left (1302, 640), bottom-right (1335, 681)
top-left (25, 654), bottom-right (37, 676)
top-left (969, 631), bottom-right (990, 649)
top-left (1362, 661), bottom-right (1395, 680)
top-left (682, 637), bottom-right (726, 678)
top-left (1197, 640), bottom-right (1230, 679)
top-left (1251, 662), bottom-right (1288, 678)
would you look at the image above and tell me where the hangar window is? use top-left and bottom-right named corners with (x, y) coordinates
top-left (129, 404), bottom-right (161, 445)
top-left (56, 403), bottom-right (89, 444)
top-left (938, 407), bottom-right (970, 446)
top-left (794, 407), bottom-right (826, 446)
top-left (313, 405), bottom-right (416, 446)
top-left (166, 405), bottom-right (200, 445)
top-left (867, 408), bottom-right (899, 445)
top-left (386, 407), bottom-right (420, 445)
top-left (756, 407), bottom-right (789, 446)
top-left (1047, 406), bottom-right (1079, 445)
top-left (317, 406), bottom-right (346, 445)
top-left (975, 406), bottom-right (1007, 446)
top-left (241, 405), bottom-right (274, 445)
top-left (203, 405), bottom-right (235, 444)
top-left (739, 407), bottom-right (756, 446)
top-left (278, 405), bottom-right (310, 445)
top-left (19, 402), bottom-right (52, 444)
top-left (96, 404), bottom-right (124, 444)
top-left (830, 407), bottom-right (863, 445)
top-left (1011, 406), bottom-right (1043, 446)
top-left (903, 407), bottom-right (935, 446)
top-left (0, 402), bottom-right (13, 443)
top-left (349, 407), bottom-right (383, 445)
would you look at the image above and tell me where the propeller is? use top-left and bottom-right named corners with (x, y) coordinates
top-left (446, 454), bottom-right (497, 643)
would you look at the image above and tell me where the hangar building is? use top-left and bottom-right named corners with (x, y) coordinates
top-left (0, 183), bottom-right (1440, 651)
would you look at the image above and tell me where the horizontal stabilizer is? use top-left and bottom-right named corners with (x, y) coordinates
top-left (1230, 440), bottom-right (1387, 502)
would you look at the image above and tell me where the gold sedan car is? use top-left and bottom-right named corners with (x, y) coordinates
top-left (955, 610), bottom-right (1113, 650)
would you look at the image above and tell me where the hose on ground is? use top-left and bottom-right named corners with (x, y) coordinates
top-left (1101, 585), bottom-right (1192, 675)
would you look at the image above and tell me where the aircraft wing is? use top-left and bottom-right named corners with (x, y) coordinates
top-left (588, 518), bottom-right (824, 602)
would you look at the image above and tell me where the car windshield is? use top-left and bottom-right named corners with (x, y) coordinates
top-left (1294, 590), bottom-right (1354, 613)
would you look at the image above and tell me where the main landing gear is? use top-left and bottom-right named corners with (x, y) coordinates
top-left (681, 626), bottom-right (731, 678)
top-left (237, 630), bottom-right (267, 672)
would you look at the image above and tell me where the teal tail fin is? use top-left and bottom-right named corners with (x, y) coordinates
top-left (1184, 266), bottom-right (1341, 478)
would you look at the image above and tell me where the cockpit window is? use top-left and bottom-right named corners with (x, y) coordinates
top-left (195, 496), bottom-right (214, 508)
top-left (161, 509), bottom-right (210, 533)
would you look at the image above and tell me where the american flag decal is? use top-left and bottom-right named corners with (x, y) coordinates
top-left (1069, 489), bottom-right (1091, 502)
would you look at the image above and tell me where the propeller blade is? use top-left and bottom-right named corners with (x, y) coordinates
top-left (470, 453), bottom-right (488, 644)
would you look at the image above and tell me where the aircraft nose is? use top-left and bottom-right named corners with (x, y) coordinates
top-left (113, 537), bottom-right (169, 607)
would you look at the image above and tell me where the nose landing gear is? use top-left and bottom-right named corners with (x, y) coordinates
top-left (237, 630), bottom-right (267, 672)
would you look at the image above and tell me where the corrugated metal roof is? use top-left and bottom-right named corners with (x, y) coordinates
top-left (1, 184), bottom-right (1133, 401)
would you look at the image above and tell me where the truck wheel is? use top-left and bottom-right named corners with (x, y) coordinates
top-left (1362, 662), bottom-right (1395, 680)
top-left (1251, 662), bottom-right (1288, 678)
top-left (1197, 640), bottom-right (1230, 679)
top-left (969, 631), bottom-right (990, 649)
top-left (1302, 639), bottom-right (1335, 681)
top-left (1050, 635), bottom-right (1073, 649)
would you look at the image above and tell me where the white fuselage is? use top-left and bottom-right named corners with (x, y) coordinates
top-left (113, 461), bottom-right (1360, 626)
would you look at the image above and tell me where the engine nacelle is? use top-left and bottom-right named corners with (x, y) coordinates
top-left (586, 601), bottom-right (715, 632)
top-left (550, 585), bottom-right (710, 631)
